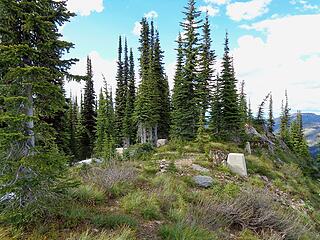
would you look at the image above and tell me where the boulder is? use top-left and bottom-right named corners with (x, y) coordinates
top-left (245, 142), bottom-right (252, 155)
top-left (116, 148), bottom-right (126, 155)
top-left (193, 175), bottom-right (213, 188)
top-left (0, 192), bottom-right (15, 203)
top-left (157, 139), bottom-right (168, 148)
top-left (75, 158), bottom-right (102, 165)
top-left (191, 164), bottom-right (209, 173)
top-left (227, 153), bottom-right (247, 177)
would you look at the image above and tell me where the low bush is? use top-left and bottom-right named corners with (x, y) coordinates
top-left (91, 213), bottom-right (137, 229)
top-left (81, 164), bottom-right (137, 193)
top-left (187, 188), bottom-right (312, 239)
top-left (61, 206), bottom-right (92, 227)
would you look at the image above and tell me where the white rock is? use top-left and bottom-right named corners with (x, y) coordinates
top-left (157, 139), bottom-right (168, 148)
top-left (116, 148), bottom-right (126, 155)
top-left (0, 192), bottom-right (15, 203)
top-left (227, 153), bottom-right (247, 177)
top-left (76, 158), bottom-right (102, 165)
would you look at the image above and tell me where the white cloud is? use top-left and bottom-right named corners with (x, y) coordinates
top-left (65, 51), bottom-right (117, 100)
top-left (226, 0), bottom-right (272, 21)
top-left (132, 21), bottom-right (142, 36)
top-left (199, 5), bottom-right (220, 16)
top-left (204, 0), bottom-right (229, 5)
top-left (65, 0), bottom-right (104, 16)
top-left (144, 10), bottom-right (159, 19)
top-left (233, 14), bottom-right (320, 115)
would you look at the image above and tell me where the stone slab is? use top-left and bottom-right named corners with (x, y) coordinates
top-left (227, 153), bottom-right (247, 177)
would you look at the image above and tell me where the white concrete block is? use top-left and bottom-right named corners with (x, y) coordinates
top-left (227, 153), bottom-right (247, 177)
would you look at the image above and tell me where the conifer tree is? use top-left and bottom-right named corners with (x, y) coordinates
top-left (95, 89), bottom-right (107, 157)
top-left (114, 36), bottom-right (126, 146)
top-left (82, 56), bottom-right (96, 158)
top-left (280, 90), bottom-right (291, 141)
top-left (239, 81), bottom-right (248, 126)
top-left (67, 96), bottom-right (78, 161)
top-left (247, 99), bottom-right (254, 124)
top-left (153, 31), bottom-right (171, 139)
top-left (171, 0), bottom-right (202, 140)
top-left (289, 111), bottom-right (309, 158)
top-left (197, 12), bottom-right (215, 124)
top-left (0, 0), bottom-right (77, 216)
top-left (256, 92), bottom-right (271, 128)
top-left (267, 94), bottom-right (275, 133)
top-left (209, 74), bottom-right (223, 136)
top-left (135, 19), bottom-right (160, 144)
top-left (123, 49), bottom-right (136, 146)
top-left (219, 33), bottom-right (241, 138)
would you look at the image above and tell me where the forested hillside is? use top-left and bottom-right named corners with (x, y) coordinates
top-left (0, 0), bottom-right (319, 239)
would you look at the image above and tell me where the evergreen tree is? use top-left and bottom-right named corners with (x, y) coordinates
top-left (153, 31), bottom-right (171, 140)
top-left (123, 49), bottom-right (136, 146)
top-left (171, 0), bottom-right (202, 140)
top-left (209, 74), bottom-right (223, 136)
top-left (0, 0), bottom-right (77, 217)
top-left (219, 33), bottom-right (241, 138)
top-left (289, 111), bottom-right (310, 158)
top-left (267, 94), bottom-right (275, 133)
top-left (197, 12), bottom-right (216, 125)
top-left (280, 90), bottom-right (291, 141)
top-left (67, 96), bottom-right (78, 161)
top-left (239, 81), bottom-right (248, 126)
top-left (114, 36), bottom-right (126, 146)
top-left (95, 89), bottom-right (108, 157)
top-left (135, 19), bottom-right (160, 144)
top-left (247, 99), bottom-right (254, 124)
top-left (256, 92), bottom-right (271, 128)
top-left (81, 56), bottom-right (96, 159)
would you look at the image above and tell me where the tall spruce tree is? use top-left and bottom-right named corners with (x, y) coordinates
top-left (197, 12), bottom-right (215, 125)
top-left (219, 33), bottom-right (241, 138)
top-left (114, 36), bottom-right (126, 146)
top-left (289, 111), bottom-right (310, 158)
top-left (280, 90), bottom-right (291, 141)
top-left (171, 0), bottom-right (202, 140)
top-left (123, 49), bottom-right (136, 146)
top-left (267, 94), bottom-right (275, 133)
top-left (135, 19), bottom-right (160, 144)
top-left (81, 56), bottom-right (96, 159)
top-left (256, 92), bottom-right (271, 128)
top-left (209, 74), bottom-right (223, 136)
top-left (239, 81), bottom-right (248, 126)
top-left (0, 0), bottom-right (77, 216)
top-left (95, 89), bottom-right (107, 157)
top-left (153, 31), bottom-right (171, 140)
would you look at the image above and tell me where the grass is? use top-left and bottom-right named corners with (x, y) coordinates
top-left (158, 223), bottom-right (217, 240)
top-left (69, 185), bottom-right (105, 204)
top-left (91, 214), bottom-right (137, 229)
top-left (120, 191), bottom-right (161, 220)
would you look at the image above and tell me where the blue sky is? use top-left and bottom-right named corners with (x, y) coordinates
top-left (62, 0), bottom-right (320, 116)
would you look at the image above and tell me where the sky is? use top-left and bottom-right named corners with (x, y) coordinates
top-left (62, 0), bottom-right (320, 116)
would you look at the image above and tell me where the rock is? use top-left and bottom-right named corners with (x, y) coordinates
top-left (193, 175), bottom-right (213, 188)
top-left (159, 159), bottom-right (169, 173)
top-left (261, 175), bottom-right (269, 182)
top-left (245, 142), bottom-right (252, 155)
top-left (227, 153), bottom-right (248, 177)
top-left (116, 148), bottom-right (127, 155)
top-left (75, 158), bottom-right (102, 165)
top-left (210, 149), bottom-right (228, 165)
top-left (0, 192), bottom-right (15, 203)
top-left (157, 139), bottom-right (168, 148)
top-left (191, 164), bottom-right (209, 173)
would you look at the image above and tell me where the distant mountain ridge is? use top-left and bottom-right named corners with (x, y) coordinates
top-left (275, 113), bottom-right (320, 157)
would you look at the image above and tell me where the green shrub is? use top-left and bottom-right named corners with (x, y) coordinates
top-left (91, 214), bottom-right (137, 229)
top-left (159, 224), bottom-right (217, 240)
top-left (70, 185), bottom-right (105, 204)
top-left (237, 229), bottom-right (260, 240)
top-left (67, 227), bottom-right (136, 240)
top-left (211, 182), bottom-right (241, 200)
